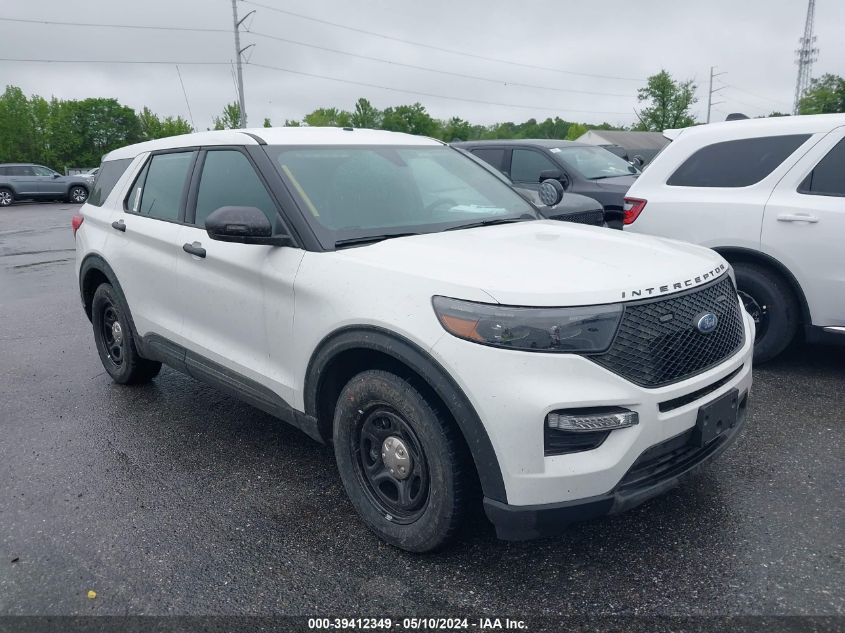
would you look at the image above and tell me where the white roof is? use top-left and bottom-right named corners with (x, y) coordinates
top-left (665, 113), bottom-right (845, 143)
top-left (105, 127), bottom-right (443, 160)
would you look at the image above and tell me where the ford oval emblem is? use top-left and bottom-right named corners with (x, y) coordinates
top-left (696, 312), bottom-right (718, 334)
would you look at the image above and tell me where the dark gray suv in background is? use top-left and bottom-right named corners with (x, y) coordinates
top-left (0, 163), bottom-right (90, 206)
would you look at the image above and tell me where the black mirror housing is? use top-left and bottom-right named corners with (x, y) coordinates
top-left (539, 169), bottom-right (563, 182)
top-left (205, 206), bottom-right (293, 246)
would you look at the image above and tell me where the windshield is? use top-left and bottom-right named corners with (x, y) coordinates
top-left (268, 145), bottom-right (537, 247)
top-left (555, 146), bottom-right (639, 180)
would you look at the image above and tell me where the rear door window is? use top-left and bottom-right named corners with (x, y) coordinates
top-left (88, 158), bottom-right (133, 207)
top-left (470, 148), bottom-right (507, 173)
top-left (510, 149), bottom-right (559, 184)
top-left (798, 137), bottom-right (845, 197)
top-left (667, 134), bottom-right (810, 187)
top-left (126, 152), bottom-right (195, 221)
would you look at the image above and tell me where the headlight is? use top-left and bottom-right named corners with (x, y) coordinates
top-left (432, 296), bottom-right (622, 353)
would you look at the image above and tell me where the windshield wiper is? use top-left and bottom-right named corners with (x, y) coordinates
top-left (334, 232), bottom-right (420, 248)
top-left (444, 216), bottom-right (534, 232)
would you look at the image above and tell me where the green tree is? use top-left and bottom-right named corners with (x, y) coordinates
top-left (213, 102), bottom-right (242, 130)
top-left (799, 74), bottom-right (845, 114)
top-left (0, 86), bottom-right (38, 163)
top-left (284, 119), bottom-right (301, 127)
top-left (70, 98), bottom-right (143, 167)
top-left (263, 117), bottom-right (272, 128)
top-left (634, 70), bottom-right (697, 131)
top-left (303, 107), bottom-right (352, 127)
top-left (565, 122), bottom-right (588, 140)
top-left (381, 103), bottom-right (438, 136)
top-left (350, 98), bottom-right (381, 128)
top-left (439, 116), bottom-right (472, 142)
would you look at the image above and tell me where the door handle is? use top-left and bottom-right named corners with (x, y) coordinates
top-left (777, 213), bottom-right (819, 223)
top-left (111, 220), bottom-right (126, 232)
top-left (182, 242), bottom-right (206, 258)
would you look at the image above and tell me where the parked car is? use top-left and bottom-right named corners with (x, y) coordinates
top-left (516, 187), bottom-right (605, 226)
top-left (0, 163), bottom-right (90, 206)
top-left (624, 113), bottom-right (845, 362)
top-left (452, 140), bottom-right (641, 229)
top-left (74, 127), bottom-right (753, 552)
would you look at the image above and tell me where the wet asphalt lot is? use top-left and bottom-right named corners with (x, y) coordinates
top-left (0, 203), bottom-right (842, 617)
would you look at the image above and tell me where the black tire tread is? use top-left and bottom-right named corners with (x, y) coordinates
top-left (92, 283), bottom-right (161, 385)
top-left (333, 369), bottom-right (470, 553)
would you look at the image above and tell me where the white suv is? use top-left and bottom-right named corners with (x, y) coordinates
top-left (625, 114), bottom-right (845, 361)
top-left (74, 127), bottom-right (754, 552)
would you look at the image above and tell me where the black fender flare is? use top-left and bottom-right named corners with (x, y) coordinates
top-left (305, 326), bottom-right (508, 503)
top-left (78, 255), bottom-right (145, 350)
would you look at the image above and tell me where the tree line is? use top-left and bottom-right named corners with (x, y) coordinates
top-left (2, 70), bottom-right (842, 171)
top-left (0, 86), bottom-right (192, 170)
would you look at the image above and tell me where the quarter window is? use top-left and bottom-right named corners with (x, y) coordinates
top-left (193, 150), bottom-right (277, 227)
top-left (510, 149), bottom-right (559, 183)
top-left (799, 138), bottom-right (845, 197)
top-left (127, 152), bottom-right (194, 221)
top-left (88, 158), bottom-right (132, 207)
top-left (667, 134), bottom-right (810, 187)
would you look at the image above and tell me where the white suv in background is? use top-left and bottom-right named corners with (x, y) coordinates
top-left (74, 127), bottom-right (754, 552)
top-left (624, 114), bottom-right (845, 361)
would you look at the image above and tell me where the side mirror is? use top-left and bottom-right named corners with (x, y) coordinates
top-left (52, 173), bottom-right (61, 178)
top-left (540, 169), bottom-right (570, 190)
top-left (631, 155), bottom-right (645, 168)
top-left (538, 179), bottom-right (564, 207)
top-left (205, 206), bottom-right (293, 246)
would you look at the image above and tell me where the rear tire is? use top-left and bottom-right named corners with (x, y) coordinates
top-left (68, 186), bottom-right (88, 204)
top-left (733, 262), bottom-right (799, 363)
top-left (333, 370), bottom-right (468, 553)
top-left (91, 283), bottom-right (161, 384)
top-left (0, 188), bottom-right (13, 207)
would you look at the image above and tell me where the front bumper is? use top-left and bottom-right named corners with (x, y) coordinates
top-left (484, 390), bottom-right (749, 540)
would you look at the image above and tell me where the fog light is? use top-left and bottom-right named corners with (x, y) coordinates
top-left (546, 408), bottom-right (639, 432)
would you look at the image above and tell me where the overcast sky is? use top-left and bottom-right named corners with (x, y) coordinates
top-left (2, 0), bottom-right (843, 130)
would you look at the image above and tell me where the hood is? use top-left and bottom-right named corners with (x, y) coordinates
top-left (332, 220), bottom-right (729, 307)
top-left (591, 174), bottom-right (638, 190)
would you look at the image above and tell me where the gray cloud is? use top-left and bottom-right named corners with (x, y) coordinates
top-left (2, 0), bottom-right (841, 130)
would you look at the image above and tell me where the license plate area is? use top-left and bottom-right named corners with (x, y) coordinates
top-left (694, 388), bottom-right (739, 447)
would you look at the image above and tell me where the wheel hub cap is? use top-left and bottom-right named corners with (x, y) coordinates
top-left (381, 436), bottom-right (412, 480)
top-left (111, 321), bottom-right (123, 345)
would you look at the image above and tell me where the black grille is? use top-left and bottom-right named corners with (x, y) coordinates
top-left (551, 209), bottom-right (605, 226)
top-left (591, 276), bottom-right (744, 387)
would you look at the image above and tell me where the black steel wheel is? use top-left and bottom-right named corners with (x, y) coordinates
top-left (738, 290), bottom-right (769, 343)
top-left (333, 370), bottom-right (469, 552)
top-left (353, 407), bottom-right (430, 523)
top-left (91, 283), bottom-right (161, 384)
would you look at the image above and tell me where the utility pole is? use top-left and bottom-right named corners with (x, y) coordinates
top-left (231, 0), bottom-right (255, 128)
top-left (706, 66), bottom-right (726, 123)
top-left (793, 0), bottom-right (819, 115)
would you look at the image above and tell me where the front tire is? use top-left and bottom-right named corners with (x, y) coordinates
top-left (0, 188), bottom-right (13, 207)
top-left (91, 284), bottom-right (161, 384)
top-left (333, 370), bottom-right (468, 553)
top-left (734, 262), bottom-right (799, 363)
top-left (69, 186), bottom-right (88, 204)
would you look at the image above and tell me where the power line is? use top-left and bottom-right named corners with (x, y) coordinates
top-left (0, 16), bottom-right (229, 34)
top-left (0, 16), bottom-right (638, 98)
top-left (725, 84), bottom-right (792, 109)
top-left (242, 0), bottom-right (645, 82)
top-left (0, 57), bottom-right (232, 65)
top-left (247, 30), bottom-right (634, 98)
top-left (247, 61), bottom-right (634, 116)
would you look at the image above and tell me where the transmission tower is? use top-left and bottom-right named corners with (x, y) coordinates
top-left (793, 0), bottom-right (819, 115)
